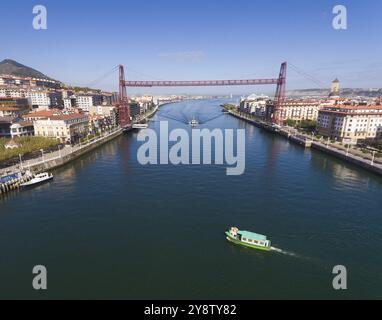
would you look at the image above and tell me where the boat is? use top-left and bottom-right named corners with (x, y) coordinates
top-left (225, 227), bottom-right (271, 251)
top-left (189, 118), bottom-right (199, 127)
top-left (21, 172), bottom-right (53, 187)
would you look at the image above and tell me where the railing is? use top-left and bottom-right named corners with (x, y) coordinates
top-left (0, 127), bottom-right (122, 177)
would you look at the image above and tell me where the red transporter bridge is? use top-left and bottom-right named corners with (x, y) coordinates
top-left (117, 62), bottom-right (287, 127)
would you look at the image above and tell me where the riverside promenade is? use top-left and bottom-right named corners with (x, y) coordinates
top-left (227, 109), bottom-right (382, 177)
top-left (0, 127), bottom-right (124, 177)
top-left (1, 105), bottom-right (160, 179)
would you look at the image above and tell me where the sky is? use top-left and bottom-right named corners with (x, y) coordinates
top-left (0, 0), bottom-right (381, 94)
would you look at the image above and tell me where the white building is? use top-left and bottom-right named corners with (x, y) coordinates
top-left (240, 94), bottom-right (270, 118)
top-left (317, 105), bottom-right (382, 144)
top-left (27, 91), bottom-right (51, 110)
top-left (76, 95), bottom-right (103, 112)
top-left (279, 100), bottom-right (322, 122)
top-left (10, 121), bottom-right (34, 138)
top-left (0, 87), bottom-right (28, 98)
top-left (33, 113), bottom-right (89, 144)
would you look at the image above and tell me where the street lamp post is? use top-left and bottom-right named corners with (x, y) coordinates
top-left (19, 154), bottom-right (23, 170)
top-left (40, 149), bottom-right (44, 162)
top-left (371, 151), bottom-right (376, 166)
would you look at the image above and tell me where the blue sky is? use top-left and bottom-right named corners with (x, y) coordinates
top-left (1, 0), bottom-right (381, 94)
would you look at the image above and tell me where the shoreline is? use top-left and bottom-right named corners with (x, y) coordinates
top-left (0, 105), bottom-right (160, 196)
top-left (226, 109), bottom-right (382, 177)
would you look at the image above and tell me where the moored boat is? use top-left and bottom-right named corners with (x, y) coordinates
top-left (20, 172), bottom-right (53, 188)
top-left (189, 118), bottom-right (199, 127)
top-left (225, 227), bottom-right (271, 251)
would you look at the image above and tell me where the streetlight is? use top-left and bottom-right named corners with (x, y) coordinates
top-left (19, 154), bottom-right (23, 170)
top-left (40, 149), bottom-right (44, 162)
top-left (371, 151), bottom-right (376, 166)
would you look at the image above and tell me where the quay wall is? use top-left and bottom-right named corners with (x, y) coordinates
top-left (227, 110), bottom-right (382, 177)
top-left (311, 142), bottom-right (382, 176)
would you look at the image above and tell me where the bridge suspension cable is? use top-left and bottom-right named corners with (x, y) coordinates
top-left (86, 65), bottom-right (119, 88)
top-left (289, 63), bottom-right (327, 89)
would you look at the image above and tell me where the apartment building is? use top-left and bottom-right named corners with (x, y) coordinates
top-left (0, 75), bottom-right (60, 89)
top-left (240, 94), bottom-right (270, 118)
top-left (76, 95), bottom-right (103, 112)
top-left (88, 105), bottom-right (118, 127)
top-left (0, 106), bottom-right (23, 118)
top-left (27, 90), bottom-right (51, 110)
top-left (33, 113), bottom-right (89, 144)
top-left (0, 87), bottom-right (28, 98)
top-left (317, 105), bottom-right (382, 144)
top-left (279, 100), bottom-right (321, 122)
top-left (10, 121), bottom-right (34, 138)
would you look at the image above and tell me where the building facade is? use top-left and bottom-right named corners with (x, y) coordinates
top-left (239, 94), bottom-right (270, 118)
top-left (76, 95), bottom-right (103, 112)
top-left (10, 121), bottom-right (34, 138)
top-left (279, 100), bottom-right (321, 123)
top-left (33, 113), bottom-right (89, 144)
top-left (317, 105), bottom-right (382, 144)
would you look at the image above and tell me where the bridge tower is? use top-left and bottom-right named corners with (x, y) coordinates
top-left (273, 62), bottom-right (287, 125)
top-left (118, 65), bottom-right (131, 127)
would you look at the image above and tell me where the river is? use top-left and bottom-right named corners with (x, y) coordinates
top-left (0, 99), bottom-right (381, 299)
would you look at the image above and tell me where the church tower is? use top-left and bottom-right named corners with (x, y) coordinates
top-left (329, 79), bottom-right (340, 97)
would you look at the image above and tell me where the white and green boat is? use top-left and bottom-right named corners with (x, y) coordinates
top-left (225, 227), bottom-right (271, 251)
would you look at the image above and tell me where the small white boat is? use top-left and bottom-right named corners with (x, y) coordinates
top-left (189, 118), bottom-right (199, 127)
top-left (21, 172), bottom-right (53, 187)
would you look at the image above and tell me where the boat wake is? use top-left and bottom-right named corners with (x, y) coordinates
top-left (270, 247), bottom-right (300, 258)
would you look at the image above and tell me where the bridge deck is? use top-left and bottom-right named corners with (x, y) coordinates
top-left (124, 79), bottom-right (279, 87)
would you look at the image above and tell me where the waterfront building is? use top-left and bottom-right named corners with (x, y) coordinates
top-left (88, 105), bottom-right (118, 127)
top-left (317, 105), bottom-right (382, 144)
top-left (240, 94), bottom-right (270, 118)
top-left (10, 121), bottom-right (34, 138)
top-left (33, 112), bottom-right (89, 144)
top-left (279, 100), bottom-right (322, 122)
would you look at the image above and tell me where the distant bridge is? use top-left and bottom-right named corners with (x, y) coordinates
top-left (117, 62), bottom-right (287, 127)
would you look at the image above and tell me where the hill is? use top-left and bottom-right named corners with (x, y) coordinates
top-left (0, 59), bottom-right (55, 81)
